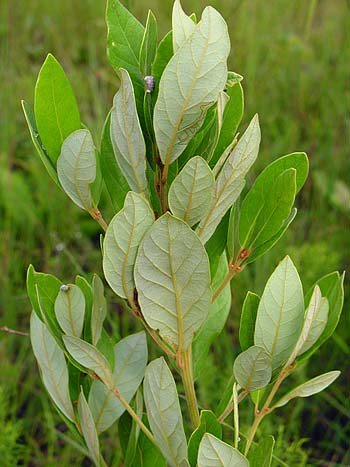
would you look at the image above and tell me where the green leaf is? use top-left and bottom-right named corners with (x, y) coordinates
top-left (91, 275), bottom-right (107, 346)
top-left (75, 276), bottom-right (93, 343)
top-left (239, 168), bottom-right (297, 255)
top-left (136, 429), bottom-right (167, 466)
top-left (140, 10), bottom-right (158, 77)
top-left (197, 114), bottom-right (260, 244)
top-left (239, 292), bottom-right (260, 351)
top-left (172, 0), bottom-right (196, 52)
top-left (168, 156), bottom-right (214, 227)
top-left (193, 253), bottom-right (231, 377)
top-left (134, 213), bottom-right (211, 353)
top-left (152, 30), bottom-right (173, 102)
top-left (106, 0), bottom-right (144, 108)
top-left (298, 272), bottom-right (345, 362)
top-left (103, 192), bottom-right (154, 305)
top-left (21, 100), bottom-right (60, 186)
top-left (188, 411), bottom-right (222, 467)
top-left (154, 7), bottom-right (230, 166)
top-left (233, 346), bottom-right (272, 392)
top-left (96, 328), bottom-right (115, 370)
top-left (123, 389), bottom-right (143, 466)
top-left (143, 357), bottom-right (188, 467)
top-left (210, 82), bottom-right (244, 167)
top-left (34, 53), bottom-right (81, 164)
top-left (247, 435), bottom-right (275, 467)
top-left (100, 111), bottom-right (130, 213)
top-left (54, 284), bottom-right (85, 338)
top-left (110, 68), bottom-right (148, 194)
top-left (89, 332), bottom-right (147, 433)
top-left (30, 312), bottom-right (75, 422)
top-left (205, 212), bottom-right (229, 280)
top-left (63, 336), bottom-right (113, 387)
top-left (198, 433), bottom-right (249, 467)
top-left (57, 129), bottom-right (96, 211)
top-left (78, 389), bottom-right (100, 467)
top-left (254, 256), bottom-right (304, 370)
top-left (272, 371), bottom-right (340, 409)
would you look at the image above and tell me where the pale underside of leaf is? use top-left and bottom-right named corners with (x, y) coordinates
top-left (54, 284), bottom-right (85, 338)
top-left (198, 433), bottom-right (249, 467)
top-left (172, 0), bottom-right (196, 52)
top-left (233, 346), bottom-right (272, 392)
top-left (57, 129), bottom-right (96, 211)
top-left (91, 275), bottom-right (107, 346)
top-left (78, 390), bottom-right (100, 466)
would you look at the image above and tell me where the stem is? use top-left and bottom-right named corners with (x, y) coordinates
top-left (181, 346), bottom-right (200, 428)
top-left (211, 269), bottom-right (235, 303)
top-left (233, 383), bottom-right (239, 449)
top-left (89, 208), bottom-right (108, 231)
top-left (0, 325), bottom-right (29, 337)
top-left (218, 390), bottom-right (248, 423)
top-left (160, 164), bottom-right (168, 213)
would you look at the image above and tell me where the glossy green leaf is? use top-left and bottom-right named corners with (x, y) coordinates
top-left (273, 371), bottom-right (340, 409)
top-left (136, 429), bottom-right (167, 466)
top-left (152, 30), bottom-right (173, 102)
top-left (154, 7), bottom-right (230, 166)
top-left (89, 332), bottom-right (147, 433)
top-left (233, 346), bottom-right (272, 392)
top-left (140, 10), bottom-right (158, 77)
top-left (63, 336), bottom-right (113, 387)
top-left (254, 256), bottom-right (304, 370)
top-left (57, 129), bottom-right (96, 211)
top-left (172, 0), bottom-right (195, 52)
top-left (103, 192), bottom-right (154, 305)
top-left (188, 411), bottom-right (222, 467)
top-left (54, 284), bottom-right (85, 338)
top-left (248, 435), bottom-right (274, 467)
top-left (198, 433), bottom-right (249, 467)
top-left (239, 292), bottom-right (260, 351)
top-left (134, 213), bottom-right (211, 353)
top-left (100, 112), bottom-right (129, 213)
top-left (21, 100), bottom-right (60, 186)
top-left (27, 265), bottom-right (62, 322)
top-left (193, 253), bottom-right (231, 377)
top-left (30, 312), bottom-right (75, 422)
top-left (96, 328), bottom-right (115, 370)
top-left (205, 212), bottom-right (229, 280)
top-left (75, 276), bottom-right (93, 343)
top-left (78, 389), bottom-right (100, 467)
top-left (110, 68), bottom-right (147, 194)
top-left (144, 357), bottom-right (188, 467)
top-left (169, 157), bottom-right (214, 226)
top-left (91, 275), bottom-right (107, 346)
top-left (239, 168), bottom-right (296, 254)
top-left (197, 114), bottom-right (260, 244)
top-left (34, 53), bottom-right (81, 164)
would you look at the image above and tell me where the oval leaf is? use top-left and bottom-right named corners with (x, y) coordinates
top-left (198, 433), bottom-right (249, 467)
top-left (78, 389), bottom-right (100, 467)
top-left (134, 213), bottom-right (211, 353)
top-left (110, 68), bottom-right (147, 194)
top-left (169, 156), bottom-right (214, 226)
top-left (233, 346), bottom-right (272, 392)
top-left (254, 256), bottom-right (304, 370)
top-left (188, 411), bottom-right (222, 467)
top-left (91, 275), bottom-right (107, 346)
top-left (103, 192), bottom-right (154, 304)
top-left (54, 284), bottom-right (85, 338)
top-left (172, 0), bottom-right (196, 52)
top-left (154, 6), bottom-right (230, 166)
top-left (144, 357), bottom-right (188, 467)
top-left (57, 129), bottom-right (96, 211)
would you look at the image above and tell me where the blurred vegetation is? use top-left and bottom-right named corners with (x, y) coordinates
top-left (0, 0), bottom-right (349, 465)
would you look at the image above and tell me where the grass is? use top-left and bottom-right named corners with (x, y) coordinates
top-left (0, 0), bottom-right (349, 465)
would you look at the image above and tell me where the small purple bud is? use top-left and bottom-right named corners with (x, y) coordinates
top-left (144, 75), bottom-right (155, 93)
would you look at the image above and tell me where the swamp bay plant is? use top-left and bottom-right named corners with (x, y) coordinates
top-left (23, 0), bottom-right (345, 465)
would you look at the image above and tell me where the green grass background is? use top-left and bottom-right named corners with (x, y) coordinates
top-left (0, 0), bottom-right (349, 465)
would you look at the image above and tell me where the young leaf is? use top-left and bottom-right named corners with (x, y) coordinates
top-left (152, 30), bottom-right (173, 102)
top-left (78, 389), bottom-right (101, 467)
top-left (272, 371), bottom-right (340, 409)
top-left (197, 114), bottom-right (260, 244)
top-left (172, 0), bottom-right (196, 52)
top-left (34, 53), bottom-right (81, 164)
top-left (168, 156), bottom-right (214, 227)
top-left (154, 6), bottom-right (230, 166)
top-left (89, 332), bottom-right (147, 433)
top-left (91, 275), bottom-right (107, 346)
top-left (100, 112), bottom-right (130, 213)
top-left (205, 211), bottom-right (230, 279)
top-left (21, 101), bottom-right (60, 186)
top-left (143, 358), bottom-right (188, 467)
top-left (239, 292), bottom-right (260, 351)
top-left (188, 411), bottom-right (222, 467)
top-left (233, 346), bottom-right (272, 392)
top-left (254, 256), bottom-right (304, 370)
top-left (103, 192), bottom-right (154, 305)
top-left (140, 10), bottom-right (158, 78)
top-left (75, 275), bottom-right (93, 343)
top-left (198, 433), bottom-right (249, 467)
top-left (63, 336), bottom-right (113, 387)
top-left (57, 129), bottom-right (96, 211)
top-left (30, 313), bottom-right (75, 422)
top-left (110, 68), bottom-right (148, 193)
top-left (54, 284), bottom-right (85, 338)
top-left (247, 435), bottom-right (275, 467)
top-left (134, 213), bottom-right (211, 353)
